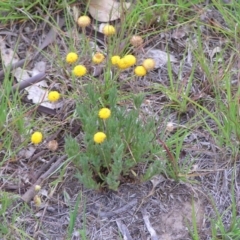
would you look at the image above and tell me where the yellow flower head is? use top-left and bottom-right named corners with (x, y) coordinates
top-left (98, 108), bottom-right (111, 119)
top-left (134, 66), bottom-right (147, 76)
top-left (103, 24), bottom-right (116, 36)
top-left (123, 54), bottom-right (136, 67)
top-left (77, 15), bottom-right (91, 27)
top-left (73, 65), bottom-right (87, 77)
top-left (92, 52), bottom-right (105, 64)
top-left (48, 91), bottom-right (60, 102)
top-left (66, 52), bottom-right (78, 64)
top-left (117, 58), bottom-right (129, 70)
top-left (142, 58), bottom-right (155, 71)
top-left (34, 195), bottom-right (41, 207)
top-left (94, 132), bottom-right (106, 144)
top-left (111, 55), bottom-right (121, 65)
top-left (35, 185), bottom-right (41, 191)
top-left (31, 131), bottom-right (43, 145)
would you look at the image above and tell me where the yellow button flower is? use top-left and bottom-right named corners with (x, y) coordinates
top-left (48, 91), bottom-right (60, 102)
top-left (73, 65), bottom-right (87, 77)
top-left (35, 185), bottom-right (41, 191)
top-left (34, 195), bottom-right (41, 207)
top-left (142, 58), bottom-right (155, 71)
top-left (98, 108), bottom-right (111, 119)
top-left (66, 52), bottom-right (78, 64)
top-left (111, 55), bottom-right (120, 65)
top-left (31, 131), bottom-right (43, 145)
top-left (134, 66), bottom-right (147, 76)
top-left (94, 132), bottom-right (106, 144)
top-left (117, 58), bottom-right (129, 70)
top-left (77, 15), bottom-right (91, 27)
top-left (103, 24), bottom-right (116, 36)
top-left (123, 54), bottom-right (136, 67)
top-left (92, 52), bottom-right (105, 64)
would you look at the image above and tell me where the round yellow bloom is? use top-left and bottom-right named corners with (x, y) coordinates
top-left (123, 54), bottom-right (136, 67)
top-left (48, 91), bottom-right (60, 102)
top-left (73, 65), bottom-right (87, 77)
top-left (92, 52), bottom-right (105, 64)
top-left (98, 108), bottom-right (111, 119)
top-left (94, 132), bottom-right (106, 144)
top-left (142, 58), bottom-right (155, 71)
top-left (34, 195), bottom-right (41, 207)
top-left (35, 185), bottom-right (41, 191)
top-left (134, 66), bottom-right (147, 76)
top-left (77, 15), bottom-right (91, 27)
top-left (117, 58), bottom-right (129, 70)
top-left (66, 52), bottom-right (78, 64)
top-left (31, 131), bottom-right (43, 145)
top-left (103, 24), bottom-right (116, 36)
top-left (111, 55), bottom-right (120, 65)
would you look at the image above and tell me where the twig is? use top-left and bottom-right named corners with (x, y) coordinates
top-left (0, 58), bottom-right (29, 81)
top-left (21, 98), bottom-right (57, 116)
top-left (11, 72), bottom-right (46, 92)
top-left (141, 207), bottom-right (158, 240)
top-left (30, 155), bottom-right (58, 182)
top-left (21, 155), bottom-right (67, 203)
top-left (116, 219), bottom-right (133, 240)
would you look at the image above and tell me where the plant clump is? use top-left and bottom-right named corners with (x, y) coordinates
top-left (65, 86), bottom-right (164, 190)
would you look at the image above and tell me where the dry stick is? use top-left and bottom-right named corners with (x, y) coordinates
top-left (21, 155), bottom-right (67, 203)
top-left (116, 220), bottom-right (134, 240)
top-left (31, 155), bottom-right (58, 182)
top-left (11, 72), bottom-right (46, 92)
top-left (0, 58), bottom-right (29, 81)
top-left (141, 207), bottom-right (158, 240)
top-left (10, 72), bottom-right (58, 116)
top-left (21, 98), bottom-right (57, 116)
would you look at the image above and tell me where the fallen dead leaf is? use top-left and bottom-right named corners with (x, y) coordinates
top-left (0, 37), bottom-right (62, 110)
top-left (89, 0), bottom-right (131, 22)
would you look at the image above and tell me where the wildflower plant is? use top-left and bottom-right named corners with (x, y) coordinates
top-left (65, 85), bottom-right (164, 190)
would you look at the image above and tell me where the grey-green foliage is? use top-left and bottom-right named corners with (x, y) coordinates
top-left (65, 84), bottom-right (165, 190)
